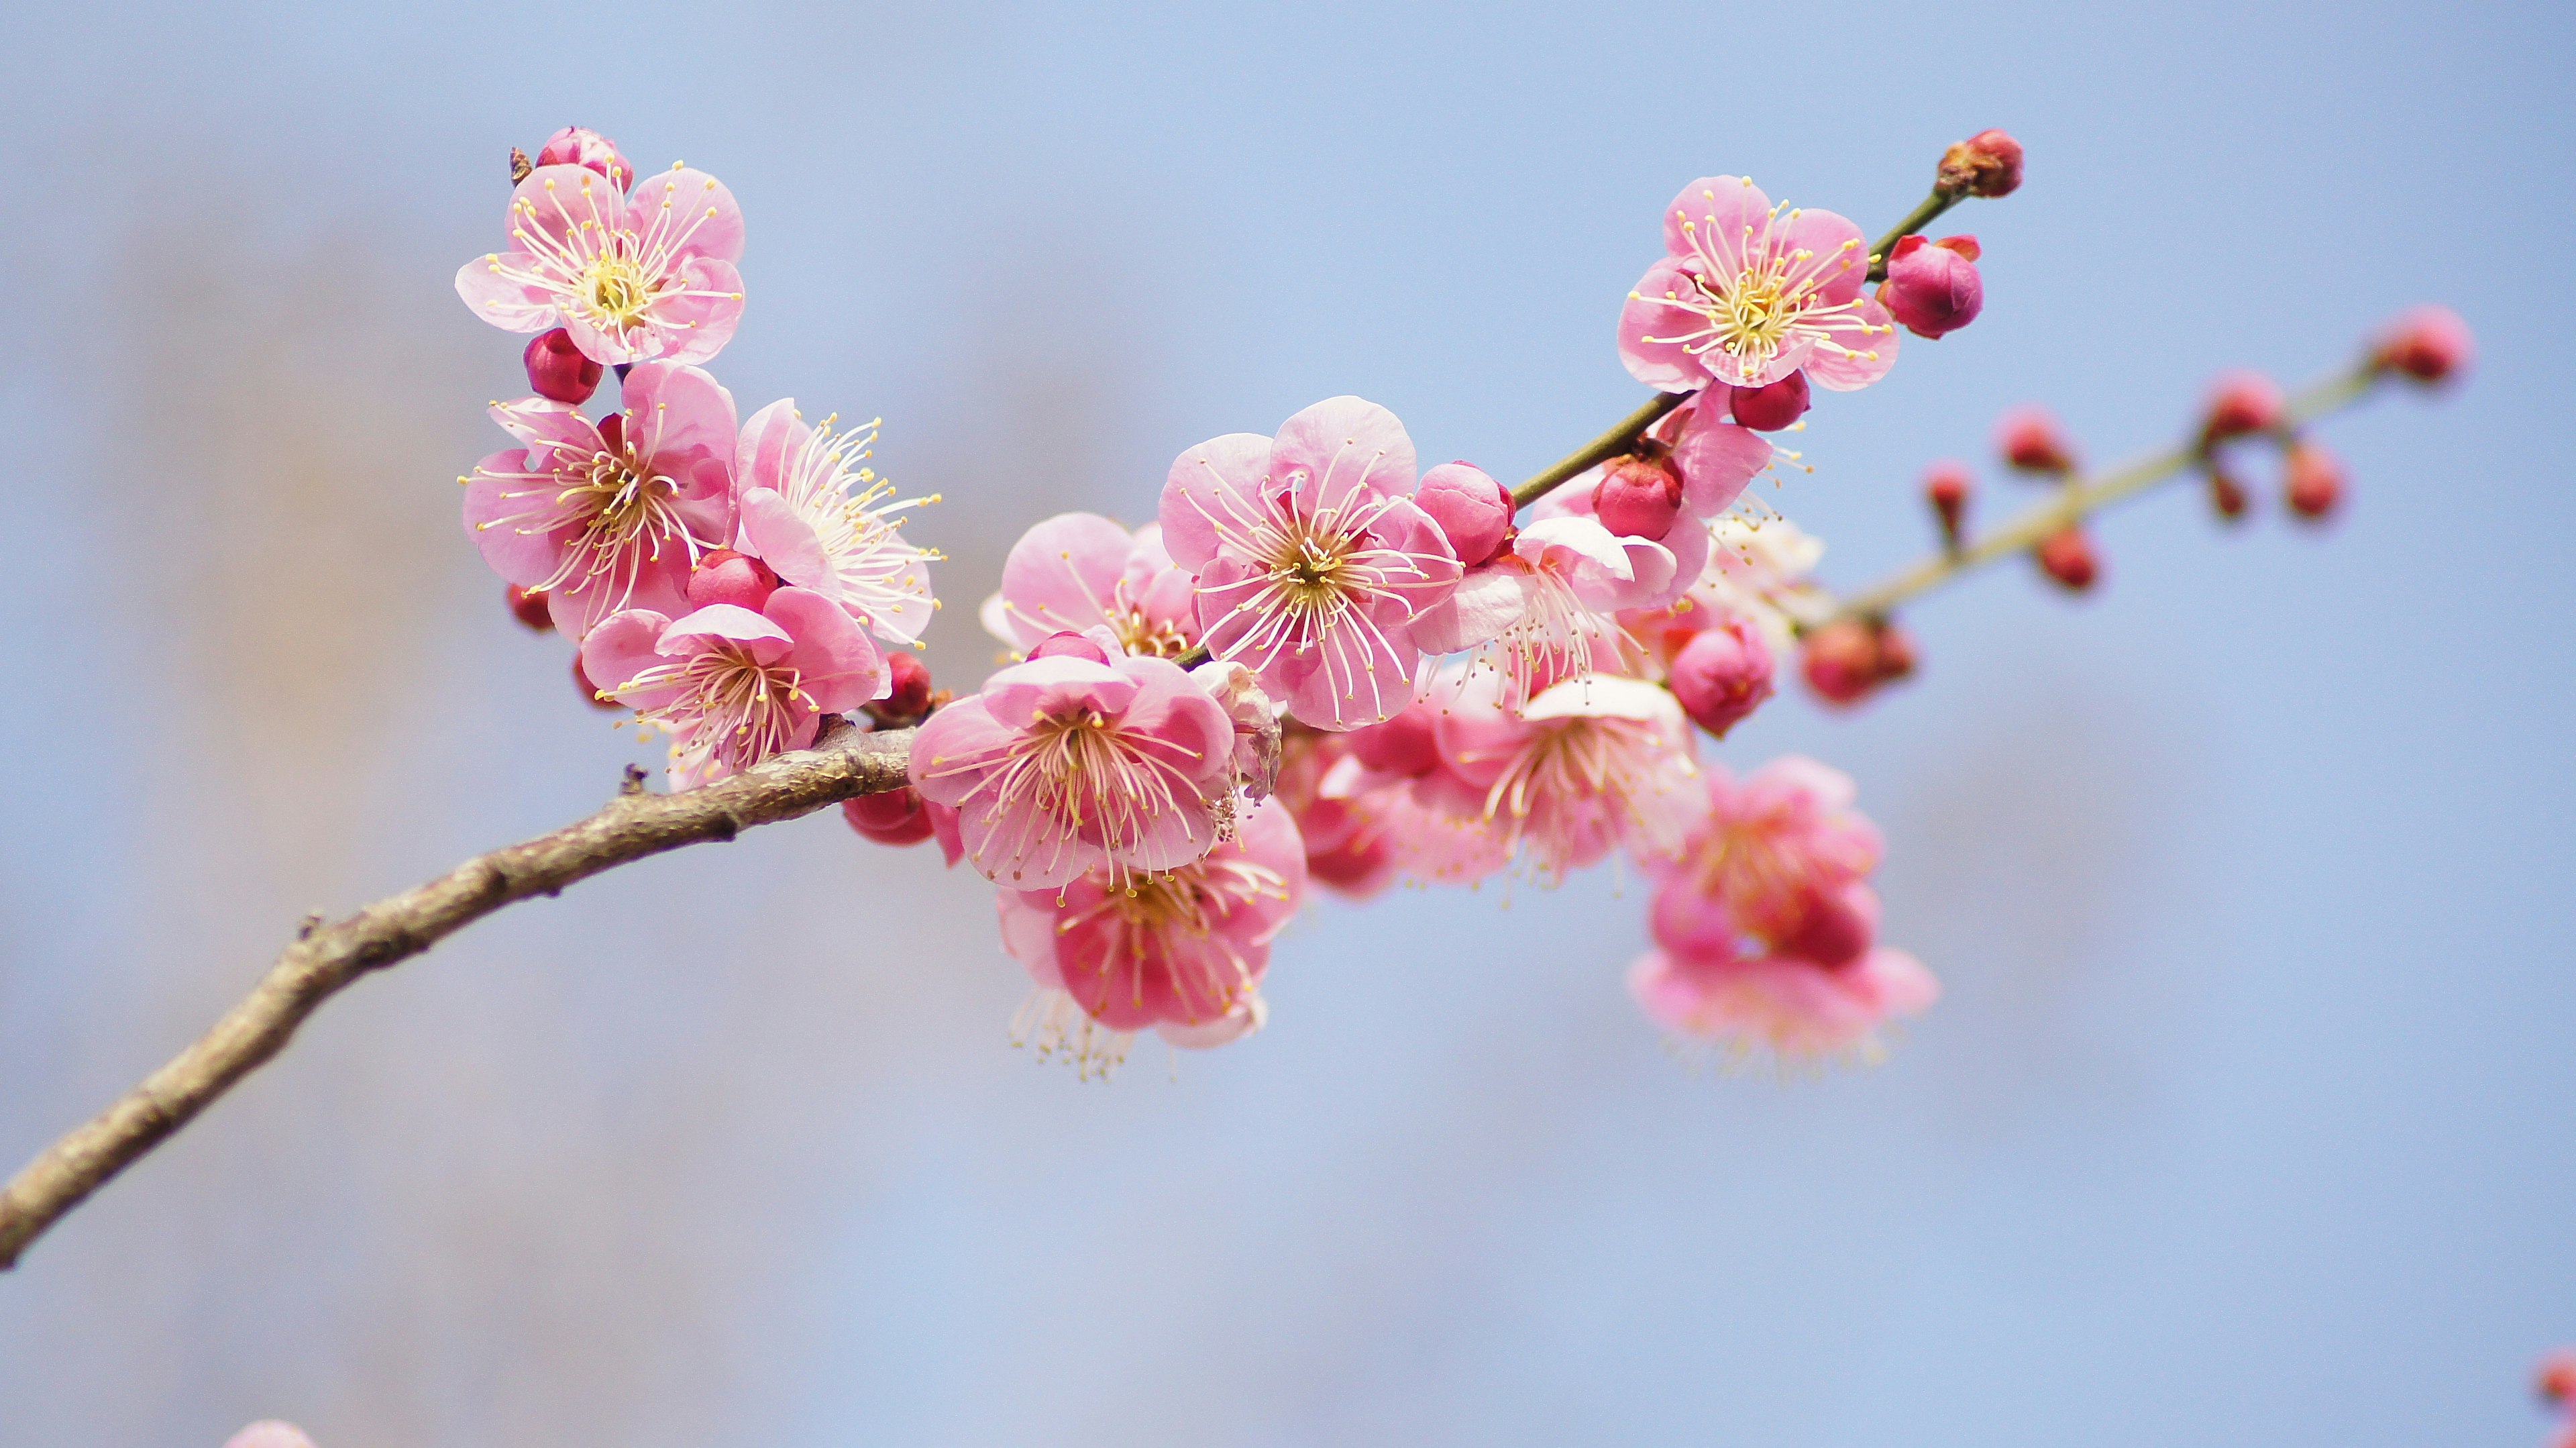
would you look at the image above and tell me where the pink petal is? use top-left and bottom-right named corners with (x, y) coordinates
top-left (993, 513), bottom-right (1134, 648)
top-left (996, 890), bottom-right (1068, 989)
top-left (1285, 603), bottom-right (1417, 729)
top-left (580, 609), bottom-right (679, 707)
top-left (735, 398), bottom-right (810, 495)
top-left (1671, 409), bottom-right (1772, 517)
top-left (488, 396), bottom-right (600, 460)
top-left (979, 654), bottom-right (1142, 728)
top-left (621, 362), bottom-right (741, 493)
top-left (765, 585), bottom-right (888, 713)
top-left (659, 603), bottom-right (792, 655)
top-left (454, 251), bottom-right (554, 333)
top-left (628, 167), bottom-right (747, 264)
top-left (1269, 396), bottom-right (1417, 517)
top-left (645, 256), bottom-right (745, 366)
top-left (1618, 256), bottom-right (1712, 392)
top-left (462, 448), bottom-right (575, 586)
top-left (1408, 566), bottom-right (1530, 654)
top-left (511, 164), bottom-right (630, 257)
top-left (1805, 297), bottom-right (1900, 392)
top-left (1662, 175), bottom-right (1772, 265)
top-left (737, 486), bottom-right (832, 586)
top-left (909, 698), bottom-right (1014, 804)
top-left (1160, 431), bottom-right (1274, 568)
top-left (1778, 207), bottom-right (1870, 306)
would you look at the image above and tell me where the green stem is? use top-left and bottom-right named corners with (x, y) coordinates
top-left (1865, 189), bottom-right (1960, 282)
top-left (1509, 392), bottom-right (1691, 509)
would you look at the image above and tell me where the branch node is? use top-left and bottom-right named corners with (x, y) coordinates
top-left (295, 912), bottom-right (323, 941)
top-left (619, 764), bottom-right (648, 796)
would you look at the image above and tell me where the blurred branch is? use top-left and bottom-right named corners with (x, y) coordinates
top-left (0, 721), bottom-right (916, 1270)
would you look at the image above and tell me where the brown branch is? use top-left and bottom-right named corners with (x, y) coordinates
top-left (0, 719), bottom-right (917, 1270)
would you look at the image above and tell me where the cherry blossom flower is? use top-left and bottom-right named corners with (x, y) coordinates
top-left (733, 401), bottom-right (938, 644)
top-left (1431, 670), bottom-right (1701, 884)
top-left (1413, 502), bottom-right (1675, 711)
top-left (462, 362), bottom-right (739, 638)
top-left (1619, 176), bottom-right (1900, 393)
top-left (977, 513), bottom-right (1198, 658)
top-left (455, 162), bottom-right (746, 366)
top-left (1161, 396), bottom-right (1464, 729)
top-left (224, 1425), bottom-right (319, 1448)
top-left (908, 635), bottom-right (1236, 888)
top-left (581, 586), bottom-right (888, 788)
top-left (1644, 756), bottom-right (1885, 965)
top-left (996, 795), bottom-right (1306, 1078)
top-left (1627, 943), bottom-right (1938, 1067)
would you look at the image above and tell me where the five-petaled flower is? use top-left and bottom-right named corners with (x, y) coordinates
top-left (1430, 670), bottom-right (1703, 884)
top-left (979, 512), bottom-right (1199, 659)
top-left (733, 400), bottom-right (941, 645)
top-left (1619, 176), bottom-right (1899, 394)
top-left (456, 162), bottom-right (747, 366)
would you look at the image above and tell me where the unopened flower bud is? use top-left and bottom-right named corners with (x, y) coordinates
top-left (687, 548), bottom-right (780, 611)
top-left (1415, 462), bottom-right (1514, 566)
top-left (2200, 370), bottom-right (2285, 445)
top-left (1668, 617), bottom-right (1775, 739)
top-left (2284, 441), bottom-right (2345, 521)
top-left (1799, 619), bottom-right (1884, 707)
top-left (1925, 461), bottom-right (1972, 550)
top-left (2035, 524), bottom-right (2100, 592)
top-left (1348, 703), bottom-right (1442, 776)
top-left (1936, 128), bottom-right (2025, 199)
top-left (572, 653), bottom-right (623, 711)
top-left (508, 147), bottom-right (533, 185)
top-left (505, 583), bottom-right (553, 632)
top-left (1780, 888), bottom-right (1878, 970)
top-left (843, 788), bottom-right (938, 847)
top-left (2370, 304), bottom-right (2473, 384)
top-left (2538, 1349), bottom-right (2576, 1407)
top-left (2207, 468), bottom-right (2251, 521)
top-left (877, 650), bottom-right (932, 720)
top-left (523, 327), bottom-right (604, 405)
top-left (1879, 235), bottom-right (1984, 339)
top-left (1873, 623), bottom-right (1918, 681)
top-left (1028, 630), bottom-right (1112, 664)
top-left (533, 125), bottom-right (634, 191)
top-left (1728, 370), bottom-right (1811, 431)
top-left (1593, 448), bottom-right (1684, 541)
top-left (1996, 405), bottom-right (2078, 475)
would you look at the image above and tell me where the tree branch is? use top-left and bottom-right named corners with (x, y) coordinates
top-left (0, 719), bottom-right (917, 1270)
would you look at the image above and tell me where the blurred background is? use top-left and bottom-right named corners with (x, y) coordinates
top-left (1, 1), bottom-right (2569, 1443)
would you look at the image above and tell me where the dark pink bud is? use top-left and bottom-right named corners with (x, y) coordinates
top-left (1937, 129), bottom-right (2025, 199)
top-left (1592, 450), bottom-right (1685, 540)
top-left (877, 650), bottom-right (932, 720)
top-left (2207, 467), bottom-right (2251, 522)
top-left (2035, 525), bottom-right (2100, 592)
top-left (1996, 405), bottom-right (2078, 474)
top-left (1925, 462), bottom-right (1972, 550)
top-left (2538, 1350), bottom-right (2576, 1408)
top-left (2200, 370), bottom-right (2286, 444)
top-left (1348, 703), bottom-right (1442, 776)
top-left (2284, 442), bottom-right (2345, 521)
top-left (1873, 624), bottom-right (1918, 682)
top-left (2371, 305), bottom-right (2473, 384)
top-left (1414, 462), bottom-right (1514, 566)
top-left (1879, 234), bottom-right (1984, 339)
top-left (572, 654), bottom-right (623, 712)
top-left (843, 788), bottom-right (938, 847)
top-left (523, 327), bottom-right (604, 405)
top-left (1800, 619), bottom-right (1884, 707)
top-left (505, 583), bottom-right (553, 632)
top-left (1029, 631), bottom-right (1112, 664)
top-left (533, 126), bottom-right (634, 191)
top-left (1780, 888), bottom-right (1878, 969)
top-left (1728, 370), bottom-right (1811, 431)
top-left (1668, 619), bottom-right (1775, 739)
top-left (687, 548), bottom-right (780, 611)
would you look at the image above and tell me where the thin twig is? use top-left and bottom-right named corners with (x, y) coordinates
top-left (0, 720), bottom-right (916, 1270)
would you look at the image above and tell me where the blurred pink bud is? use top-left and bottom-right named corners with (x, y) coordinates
top-left (1728, 370), bottom-right (1811, 431)
top-left (1347, 702), bottom-right (1442, 777)
top-left (1937, 129), bottom-right (2024, 198)
top-left (2284, 441), bottom-right (2345, 521)
top-left (533, 125), bottom-right (634, 191)
top-left (686, 548), bottom-right (780, 612)
top-left (876, 650), bottom-right (933, 721)
top-left (1668, 617), bottom-right (1774, 738)
top-left (1996, 405), bottom-right (2078, 474)
top-left (571, 653), bottom-right (623, 711)
top-left (1591, 448), bottom-right (1685, 540)
top-left (843, 788), bottom-right (938, 847)
top-left (522, 327), bottom-right (604, 404)
top-left (1414, 462), bottom-right (1515, 566)
top-left (2207, 467), bottom-right (2251, 522)
top-left (505, 583), bottom-right (553, 632)
top-left (1873, 623), bottom-right (1918, 681)
top-left (2035, 525), bottom-right (2100, 592)
top-left (1879, 235), bottom-right (1984, 339)
top-left (1028, 629), bottom-right (1113, 664)
top-left (1800, 619), bottom-right (1884, 707)
top-left (1925, 462), bottom-right (1972, 549)
top-left (2371, 305), bottom-right (2473, 384)
top-left (2538, 1349), bottom-right (2576, 1406)
top-left (225, 1425), bottom-right (318, 1448)
top-left (1776, 884), bottom-right (1878, 969)
top-left (2200, 370), bottom-right (2286, 444)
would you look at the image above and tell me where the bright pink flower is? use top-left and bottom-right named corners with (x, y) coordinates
top-left (1433, 670), bottom-right (1701, 884)
top-left (733, 402), bottom-right (938, 644)
top-left (1627, 945), bottom-right (1938, 1065)
top-left (908, 642), bottom-right (1236, 888)
top-left (979, 512), bottom-right (1198, 658)
top-left (1161, 397), bottom-right (1464, 729)
top-left (462, 362), bottom-right (739, 638)
top-left (1879, 234), bottom-right (1984, 340)
top-left (2371, 304), bottom-right (2473, 383)
top-left (533, 126), bottom-right (634, 191)
top-left (996, 795), bottom-right (1306, 1077)
top-left (455, 162), bottom-right (746, 366)
top-left (582, 586), bottom-right (888, 788)
top-left (1619, 175), bottom-right (1900, 393)
top-left (1925, 462), bottom-right (1972, 548)
top-left (1646, 756), bottom-right (1884, 959)
top-left (1413, 509), bottom-right (1672, 712)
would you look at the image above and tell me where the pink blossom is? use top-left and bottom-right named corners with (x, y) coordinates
top-left (978, 513), bottom-right (1199, 658)
top-left (1646, 756), bottom-right (1884, 963)
top-left (1160, 396), bottom-right (1464, 729)
top-left (996, 795), bottom-right (1306, 1077)
top-left (1273, 731), bottom-right (1401, 898)
top-left (455, 162), bottom-right (746, 366)
top-left (1432, 670), bottom-right (1701, 884)
top-left (580, 586), bottom-right (887, 788)
top-left (1627, 945), bottom-right (1938, 1065)
top-left (224, 1426), bottom-right (319, 1448)
top-left (1619, 176), bottom-right (1900, 393)
top-left (733, 402), bottom-right (938, 644)
top-left (908, 639), bottom-right (1236, 888)
top-left (462, 362), bottom-right (739, 638)
top-left (1311, 699), bottom-right (1517, 890)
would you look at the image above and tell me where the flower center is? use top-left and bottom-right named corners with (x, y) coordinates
top-left (582, 252), bottom-right (655, 325)
top-left (1275, 531), bottom-right (1350, 601)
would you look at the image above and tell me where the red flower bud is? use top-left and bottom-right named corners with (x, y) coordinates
top-left (843, 788), bottom-right (938, 847)
top-left (2035, 525), bottom-right (2100, 592)
top-left (1800, 619), bottom-right (1884, 707)
top-left (533, 126), bottom-right (634, 192)
top-left (686, 548), bottom-right (780, 611)
top-left (1029, 630), bottom-right (1112, 664)
top-left (1996, 405), bottom-right (2078, 475)
top-left (1592, 449), bottom-right (1685, 541)
top-left (1873, 624), bottom-right (1918, 682)
top-left (1778, 888), bottom-right (1876, 969)
top-left (2206, 468), bottom-right (2251, 522)
top-left (1924, 461), bottom-right (1972, 550)
top-left (1936, 129), bottom-right (2025, 199)
top-left (2200, 370), bottom-right (2286, 445)
top-left (1880, 234), bottom-right (1984, 339)
top-left (1415, 462), bottom-right (1515, 566)
top-left (505, 583), bottom-right (553, 632)
top-left (1668, 618), bottom-right (1775, 738)
top-left (2538, 1349), bottom-right (2576, 1408)
top-left (2284, 442), bottom-right (2345, 521)
top-left (2369, 305), bottom-right (2473, 384)
top-left (876, 650), bottom-right (934, 721)
top-left (523, 327), bottom-right (604, 405)
top-left (1727, 370), bottom-right (1811, 431)
top-left (572, 653), bottom-right (624, 712)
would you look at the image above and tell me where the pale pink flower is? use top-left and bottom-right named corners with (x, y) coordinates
top-left (733, 402), bottom-right (938, 644)
top-left (455, 162), bottom-right (746, 366)
top-left (1161, 396), bottom-right (1464, 729)
top-left (1627, 945), bottom-right (1938, 1066)
top-left (909, 637), bottom-right (1236, 888)
top-left (1645, 756), bottom-right (1886, 965)
top-left (462, 362), bottom-right (739, 638)
top-left (977, 512), bottom-right (1199, 658)
top-left (997, 794), bottom-right (1306, 1077)
top-left (224, 1425), bottom-right (319, 1448)
top-left (580, 586), bottom-right (887, 788)
top-left (1619, 176), bottom-right (1899, 393)
top-left (1431, 670), bottom-right (1701, 884)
